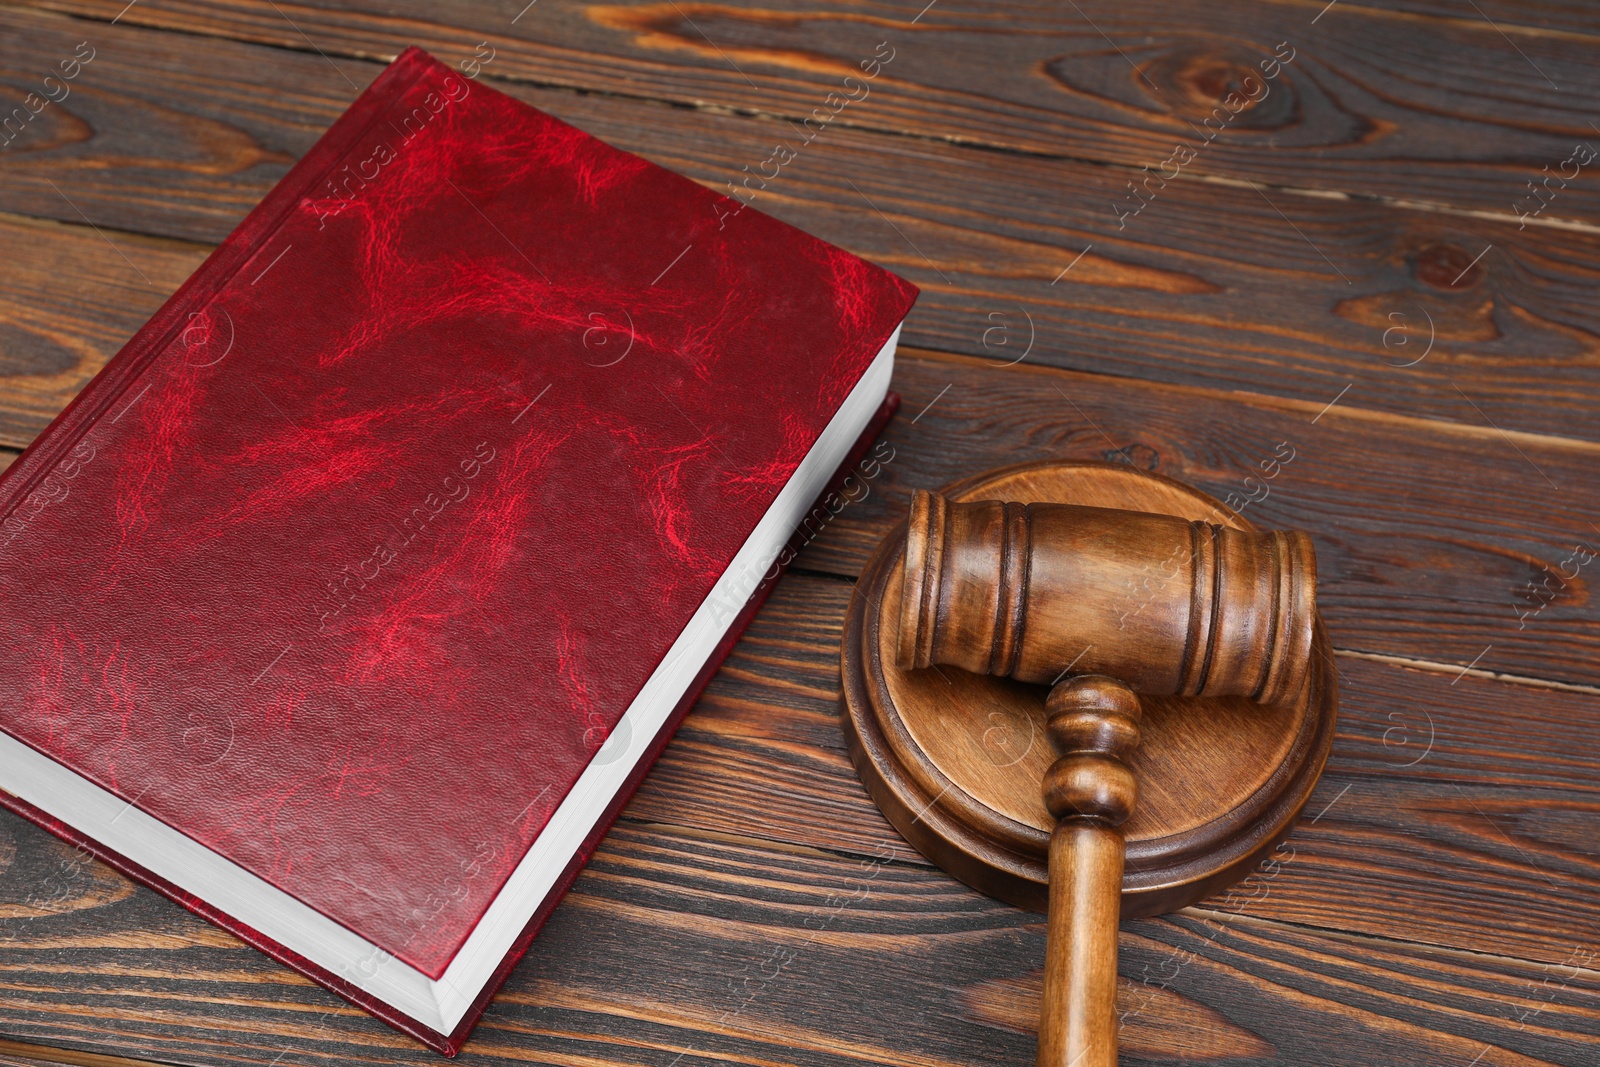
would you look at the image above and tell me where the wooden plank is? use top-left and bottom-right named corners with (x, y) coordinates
top-left (1311, 0), bottom-right (1600, 40)
top-left (0, 809), bottom-right (1594, 1067)
top-left (0, 1037), bottom-right (170, 1067)
top-left (3, 11), bottom-right (1600, 447)
top-left (789, 349), bottom-right (1600, 691)
top-left (0, 213), bottom-right (204, 448)
top-left (1330, 652), bottom-right (1600, 795)
top-left (14, 0), bottom-right (1600, 223)
top-left (0, 12), bottom-right (327, 244)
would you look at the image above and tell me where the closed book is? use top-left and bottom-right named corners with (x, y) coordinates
top-left (0, 47), bottom-right (916, 1055)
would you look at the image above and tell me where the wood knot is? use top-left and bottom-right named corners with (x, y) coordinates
top-left (1042, 676), bottom-right (1143, 825)
top-left (1138, 46), bottom-right (1297, 130)
top-left (1102, 442), bottom-right (1160, 471)
top-left (1413, 242), bottom-right (1485, 290)
top-left (1174, 54), bottom-right (1264, 110)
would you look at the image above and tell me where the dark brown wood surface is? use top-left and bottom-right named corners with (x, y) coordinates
top-left (0, 2), bottom-right (1596, 1065)
top-left (5, 7), bottom-right (1600, 443)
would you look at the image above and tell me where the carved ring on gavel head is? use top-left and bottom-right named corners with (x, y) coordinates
top-left (897, 488), bottom-right (1317, 705)
top-left (892, 488), bottom-right (1320, 1067)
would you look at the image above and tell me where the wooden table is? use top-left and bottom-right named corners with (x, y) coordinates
top-left (1, 2), bottom-right (1597, 1064)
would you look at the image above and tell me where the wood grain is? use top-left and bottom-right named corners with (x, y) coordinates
top-left (4, 10), bottom-right (1600, 443)
top-left (0, 810), bottom-right (1594, 1067)
top-left (0, 213), bottom-right (204, 446)
top-left (1041, 820), bottom-right (1123, 1067)
top-left (1312, 0), bottom-right (1600, 40)
top-left (0, 1036), bottom-right (170, 1067)
top-left (14, 0), bottom-right (1600, 224)
top-left (897, 487), bottom-right (1317, 696)
top-left (790, 349), bottom-right (1600, 691)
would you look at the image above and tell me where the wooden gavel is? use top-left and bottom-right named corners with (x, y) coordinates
top-left (896, 490), bottom-right (1317, 1067)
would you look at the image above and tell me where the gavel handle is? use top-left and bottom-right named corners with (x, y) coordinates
top-left (1037, 676), bottom-right (1143, 1067)
top-left (1040, 821), bottom-right (1124, 1067)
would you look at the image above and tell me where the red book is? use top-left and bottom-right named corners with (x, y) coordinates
top-left (0, 48), bottom-right (915, 1055)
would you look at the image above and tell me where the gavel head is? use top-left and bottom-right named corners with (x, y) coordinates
top-left (897, 490), bottom-right (1317, 704)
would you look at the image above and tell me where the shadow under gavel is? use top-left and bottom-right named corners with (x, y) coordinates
top-left (896, 489), bottom-right (1317, 1067)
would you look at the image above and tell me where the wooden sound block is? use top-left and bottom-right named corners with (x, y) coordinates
top-left (841, 460), bottom-right (1338, 917)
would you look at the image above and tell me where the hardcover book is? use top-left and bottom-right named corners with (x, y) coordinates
top-left (0, 47), bottom-right (916, 1054)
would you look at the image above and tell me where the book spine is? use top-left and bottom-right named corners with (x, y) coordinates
top-left (0, 48), bottom-right (433, 533)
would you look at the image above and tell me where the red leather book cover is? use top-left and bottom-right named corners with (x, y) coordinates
top-left (0, 47), bottom-right (916, 1054)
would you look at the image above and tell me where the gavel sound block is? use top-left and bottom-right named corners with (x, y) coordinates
top-left (840, 460), bottom-right (1337, 1067)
